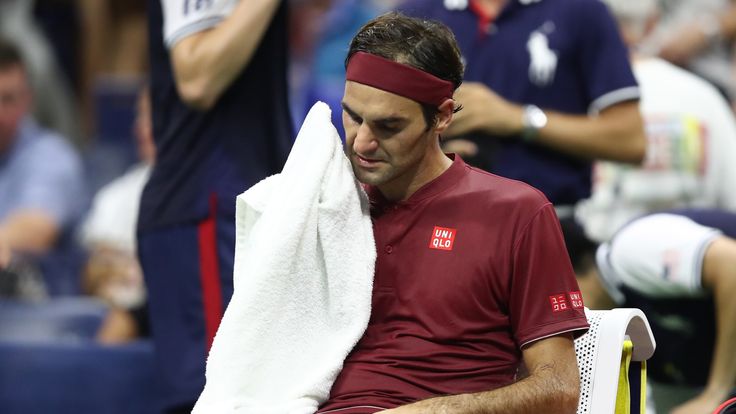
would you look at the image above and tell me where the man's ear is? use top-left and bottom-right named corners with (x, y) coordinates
top-left (434, 98), bottom-right (455, 134)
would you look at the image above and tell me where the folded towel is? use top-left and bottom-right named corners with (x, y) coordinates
top-left (192, 102), bottom-right (376, 414)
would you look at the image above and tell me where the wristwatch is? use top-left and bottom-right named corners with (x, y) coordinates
top-left (521, 104), bottom-right (547, 141)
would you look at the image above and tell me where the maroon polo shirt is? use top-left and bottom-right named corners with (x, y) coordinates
top-left (318, 156), bottom-right (588, 413)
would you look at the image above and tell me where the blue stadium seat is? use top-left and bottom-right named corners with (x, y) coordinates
top-left (0, 340), bottom-right (157, 414)
top-left (0, 297), bottom-right (107, 341)
top-left (0, 298), bottom-right (157, 414)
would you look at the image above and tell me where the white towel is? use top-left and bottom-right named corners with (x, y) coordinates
top-left (192, 102), bottom-right (376, 414)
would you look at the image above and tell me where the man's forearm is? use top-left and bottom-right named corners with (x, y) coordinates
top-left (534, 101), bottom-right (646, 164)
top-left (703, 238), bottom-right (736, 402)
top-left (0, 212), bottom-right (60, 255)
top-left (0, 230), bottom-right (11, 268)
top-left (172, 0), bottom-right (281, 109)
top-left (382, 359), bottom-right (579, 414)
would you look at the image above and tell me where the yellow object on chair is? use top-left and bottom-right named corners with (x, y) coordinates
top-left (615, 339), bottom-right (633, 414)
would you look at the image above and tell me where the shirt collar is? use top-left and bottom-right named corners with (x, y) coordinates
top-left (459, 0), bottom-right (541, 34)
top-left (365, 154), bottom-right (467, 212)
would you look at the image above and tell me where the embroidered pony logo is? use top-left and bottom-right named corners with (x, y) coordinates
top-left (444, 0), bottom-right (468, 10)
top-left (527, 29), bottom-right (557, 86)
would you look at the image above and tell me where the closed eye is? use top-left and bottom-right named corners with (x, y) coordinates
top-left (342, 103), bottom-right (363, 125)
top-left (375, 122), bottom-right (400, 134)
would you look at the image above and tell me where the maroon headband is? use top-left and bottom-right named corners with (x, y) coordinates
top-left (346, 52), bottom-right (454, 107)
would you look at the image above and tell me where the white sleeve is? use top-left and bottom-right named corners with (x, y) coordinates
top-left (707, 90), bottom-right (736, 211)
top-left (161, 0), bottom-right (238, 48)
top-left (607, 214), bottom-right (721, 298)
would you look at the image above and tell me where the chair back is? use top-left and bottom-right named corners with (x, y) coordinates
top-left (575, 308), bottom-right (656, 414)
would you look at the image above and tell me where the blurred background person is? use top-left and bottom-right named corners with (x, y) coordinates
top-left (0, 0), bottom-right (80, 147)
top-left (295, 0), bottom-right (398, 137)
top-left (577, 0), bottom-right (736, 242)
top-left (0, 37), bottom-right (85, 299)
top-left (563, 210), bottom-right (736, 414)
top-left (139, 0), bottom-right (292, 412)
top-left (642, 0), bottom-right (736, 103)
top-left (400, 0), bottom-right (646, 220)
top-left (78, 86), bottom-right (153, 345)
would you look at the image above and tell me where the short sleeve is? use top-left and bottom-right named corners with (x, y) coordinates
top-left (509, 204), bottom-right (589, 348)
top-left (161, 0), bottom-right (238, 47)
top-left (575, 0), bottom-right (640, 113)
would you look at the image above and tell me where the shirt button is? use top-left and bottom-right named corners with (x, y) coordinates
top-left (385, 245), bottom-right (393, 254)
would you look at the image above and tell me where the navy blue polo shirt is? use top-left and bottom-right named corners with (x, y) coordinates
top-left (402, 0), bottom-right (639, 205)
top-left (139, 1), bottom-right (292, 230)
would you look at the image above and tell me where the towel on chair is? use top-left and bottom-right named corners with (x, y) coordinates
top-left (192, 102), bottom-right (376, 414)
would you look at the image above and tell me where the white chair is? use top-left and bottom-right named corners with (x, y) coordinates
top-left (575, 308), bottom-right (656, 414)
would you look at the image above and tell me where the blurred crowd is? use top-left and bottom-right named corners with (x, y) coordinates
top-left (1, 0), bottom-right (735, 413)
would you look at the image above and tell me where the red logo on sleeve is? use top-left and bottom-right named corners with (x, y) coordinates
top-left (429, 226), bottom-right (456, 251)
top-left (549, 294), bottom-right (568, 312)
top-left (568, 291), bottom-right (584, 309)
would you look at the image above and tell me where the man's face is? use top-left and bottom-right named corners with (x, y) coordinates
top-left (342, 81), bottom-right (439, 199)
top-left (0, 65), bottom-right (30, 153)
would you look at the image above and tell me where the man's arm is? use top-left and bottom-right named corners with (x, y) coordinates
top-left (378, 334), bottom-right (580, 414)
top-left (445, 82), bottom-right (646, 164)
top-left (170, 0), bottom-right (281, 110)
top-left (0, 211), bottom-right (60, 255)
top-left (0, 231), bottom-right (10, 269)
top-left (656, 3), bottom-right (736, 66)
top-left (672, 236), bottom-right (736, 414)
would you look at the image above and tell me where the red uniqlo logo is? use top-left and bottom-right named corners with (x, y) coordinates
top-left (568, 291), bottom-right (584, 309)
top-left (549, 294), bottom-right (568, 313)
top-left (429, 226), bottom-right (456, 251)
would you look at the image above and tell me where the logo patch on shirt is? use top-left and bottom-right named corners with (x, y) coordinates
top-left (549, 294), bottom-right (569, 312)
top-left (527, 23), bottom-right (558, 86)
top-left (429, 226), bottom-right (456, 251)
top-left (568, 291), bottom-right (584, 309)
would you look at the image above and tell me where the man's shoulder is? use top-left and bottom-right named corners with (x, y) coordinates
top-left (17, 121), bottom-right (82, 171)
top-left (461, 165), bottom-right (551, 210)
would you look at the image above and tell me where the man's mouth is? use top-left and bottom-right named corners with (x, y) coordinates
top-left (354, 154), bottom-right (383, 168)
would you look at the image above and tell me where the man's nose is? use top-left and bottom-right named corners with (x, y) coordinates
top-left (353, 124), bottom-right (378, 154)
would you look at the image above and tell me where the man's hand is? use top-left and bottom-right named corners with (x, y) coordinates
top-left (441, 138), bottom-right (479, 158)
top-left (657, 21), bottom-right (713, 65)
top-left (446, 82), bottom-right (523, 138)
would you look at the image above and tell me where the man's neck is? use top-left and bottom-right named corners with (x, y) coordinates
top-left (378, 149), bottom-right (453, 202)
top-left (472, 0), bottom-right (509, 17)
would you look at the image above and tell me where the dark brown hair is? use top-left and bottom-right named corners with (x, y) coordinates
top-left (0, 38), bottom-right (24, 71)
top-left (346, 12), bottom-right (464, 128)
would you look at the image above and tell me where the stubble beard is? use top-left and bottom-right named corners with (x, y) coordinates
top-left (349, 155), bottom-right (392, 187)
